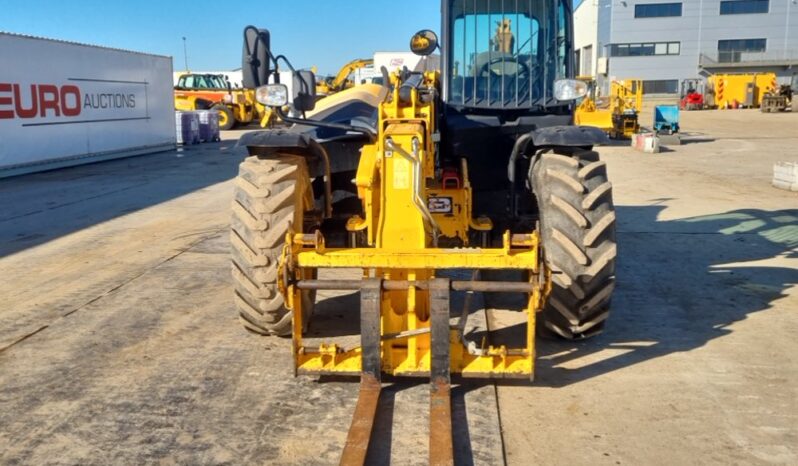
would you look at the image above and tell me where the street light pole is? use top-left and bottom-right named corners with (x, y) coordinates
top-left (182, 36), bottom-right (189, 71)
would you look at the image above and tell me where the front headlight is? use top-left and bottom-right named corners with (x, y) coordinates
top-left (554, 79), bottom-right (588, 101)
top-left (255, 84), bottom-right (289, 107)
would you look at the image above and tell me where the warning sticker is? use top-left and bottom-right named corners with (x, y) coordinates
top-left (428, 196), bottom-right (453, 213)
top-left (392, 158), bottom-right (410, 189)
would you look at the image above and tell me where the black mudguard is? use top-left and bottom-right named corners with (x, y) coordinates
top-left (507, 125), bottom-right (607, 185)
top-left (237, 130), bottom-right (327, 177)
top-left (528, 125), bottom-right (608, 148)
top-left (237, 128), bottom-right (365, 177)
top-left (237, 130), bottom-right (314, 152)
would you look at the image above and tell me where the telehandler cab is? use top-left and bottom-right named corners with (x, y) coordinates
top-left (232, 2), bottom-right (616, 462)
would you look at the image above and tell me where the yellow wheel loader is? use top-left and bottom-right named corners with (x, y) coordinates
top-left (233, 3), bottom-right (616, 461)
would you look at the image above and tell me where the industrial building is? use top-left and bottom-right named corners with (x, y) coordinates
top-left (574, 0), bottom-right (798, 93)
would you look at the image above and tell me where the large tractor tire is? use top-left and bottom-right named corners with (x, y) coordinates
top-left (231, 156), bottom-right (316, 336)
top-left (532, 148), bottom-right (617, 339)
top-left (215, 104), bottom-right (235, 130)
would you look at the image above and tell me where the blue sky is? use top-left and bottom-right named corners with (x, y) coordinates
top-left (1, 0), bottom-right (440, 75)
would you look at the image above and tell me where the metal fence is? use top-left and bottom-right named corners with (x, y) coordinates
top-left (700, 49), bottom-right (798, 67)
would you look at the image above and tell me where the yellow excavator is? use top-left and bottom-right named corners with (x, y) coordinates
top-left (235, 3), bottom-right (616, 461)
top-left (575, 77), bottom-right (642, 139)
top-left (315, 58), bottom-right (374, 96)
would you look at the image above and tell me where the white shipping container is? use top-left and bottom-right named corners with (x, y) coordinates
top-left (0, 32), bottom-right (176, 177)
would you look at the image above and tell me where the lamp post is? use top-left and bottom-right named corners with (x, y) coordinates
top-left (182, 36), bottom-right (189, 71)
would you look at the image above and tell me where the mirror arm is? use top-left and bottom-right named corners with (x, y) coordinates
top-left (269, 54), bottom-right (315, 98)
top-left (273, 54), bottom-right (295, 72)
top-left (274, 107), bottom-right (377, 142)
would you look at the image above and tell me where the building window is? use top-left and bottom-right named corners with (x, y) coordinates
top-left (634, 2), bottom-right (683, 18)
top-left (720, 0), bottom-right (769, 15)
top-left (642, 80), bottom-right (679, 94)
top-left (717, 38), bottom-right (767, 62)
top-left (582, 45), bottom-right (593, 76)
top-left (609, 42), bottom-right (680, 57)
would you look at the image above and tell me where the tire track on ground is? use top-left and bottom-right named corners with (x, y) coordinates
top-left (0, 226), bottom-right (227, 354)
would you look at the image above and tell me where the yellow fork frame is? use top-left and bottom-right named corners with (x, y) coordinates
top-left (284, 232), bottom-right (545, 381)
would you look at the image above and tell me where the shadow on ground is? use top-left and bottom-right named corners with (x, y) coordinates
top-left (525, 205), bottom-right (797, 387)
top-left (0, 141), bottom-right (243, 258)
top-left (308, 205), bottom-right (797, 389)
top-left (302, 206), bottom-right (797, 391)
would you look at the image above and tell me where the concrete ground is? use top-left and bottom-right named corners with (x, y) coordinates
top-left (0, 109), bottom-right (796, 465)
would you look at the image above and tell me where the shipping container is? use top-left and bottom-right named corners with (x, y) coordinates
top-left (707, 73), bottom-right (778, 109)
top-left (0, 32), bottom-right (176, 178)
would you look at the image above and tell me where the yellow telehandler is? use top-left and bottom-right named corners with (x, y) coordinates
top-left (233, 2), bottom-right (616, 461)
top-left (174, 73), bottom-right (263, 130)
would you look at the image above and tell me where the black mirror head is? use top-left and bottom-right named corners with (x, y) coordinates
top-left (242, 26), bottom-right (271, 88)
top-left (293, 70), bottom-right (317, 113)
top-left (410, 30), bottom-right (438, 56)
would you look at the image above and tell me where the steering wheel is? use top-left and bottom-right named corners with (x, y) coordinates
top-left (479, 56), bottom-right (532, 78)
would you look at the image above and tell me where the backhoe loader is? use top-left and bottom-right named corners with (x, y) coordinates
top-left (232, 2), bottom-right (616, 461)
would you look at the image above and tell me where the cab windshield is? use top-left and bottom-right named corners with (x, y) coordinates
top-left (447, 0), bottom-right (571, 109)
top-left (178, 75), bottom-right (228, 89)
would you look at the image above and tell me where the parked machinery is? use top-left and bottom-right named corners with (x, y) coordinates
top-left (680, 79), bottom-right (705, 110)
top-left (575, 77), bottom-right (642, 138)
top-left (233, 0), bottom-right (617, 460)
top-left (315, 58), bottom-right (374, 96)
top-left (760, 85), bottom-right (792, 113)
top-left (760, 75), bottom-right (796, 113)
top-left (706, 73), bottom-right (777, 109)
top-left (174, 73), bottom-right (263, 130)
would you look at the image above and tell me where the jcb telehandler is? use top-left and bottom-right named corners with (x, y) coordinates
top-left (232, 1), bottom-right (616, 462)
top-left (174, 73), bottom-right (262, 130)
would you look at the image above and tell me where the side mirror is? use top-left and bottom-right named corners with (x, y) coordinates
top-left (292, 70), bottom-right (317, 113)
top-left (410, 30), bottom-right (438, 56)
top-left (242, 26), bottom-right (271, 88)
